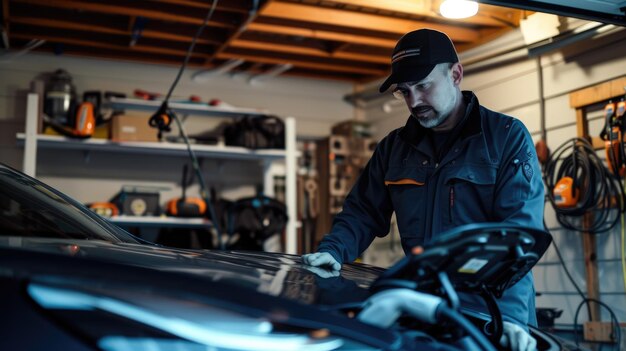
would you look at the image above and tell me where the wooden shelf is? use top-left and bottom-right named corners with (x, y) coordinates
top-left (16, 133), bottom-right (287, 161)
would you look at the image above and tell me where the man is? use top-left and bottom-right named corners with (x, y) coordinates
top-left (302, 29), bottom-right (544, 351)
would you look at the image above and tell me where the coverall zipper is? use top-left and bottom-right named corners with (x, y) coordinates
top-left (449, 182), bottom-right (455, 223)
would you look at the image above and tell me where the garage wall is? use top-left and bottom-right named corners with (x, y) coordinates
top-left (0, 53), bottom-right (353, 204)
top-left (361, 27), bottom-right (626, 327)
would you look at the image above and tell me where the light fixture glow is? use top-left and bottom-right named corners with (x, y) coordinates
top-left (440, 0), bottom-right (478, 19)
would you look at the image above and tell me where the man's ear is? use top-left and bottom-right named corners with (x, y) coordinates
top-left (451, 62), bottom-right (463, 86)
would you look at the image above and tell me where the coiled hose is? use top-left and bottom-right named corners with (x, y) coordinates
top-left (543, 137), bottom-right (625, 233)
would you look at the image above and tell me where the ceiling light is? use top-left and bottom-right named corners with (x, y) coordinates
top-left (191, 59), bottom-right (245, 83)
top-left (439, 0), bottom-right (478, 19)
top-left (248, 63), bottom-right (293, 85)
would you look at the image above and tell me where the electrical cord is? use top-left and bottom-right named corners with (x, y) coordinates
top-left (543, 217), bottom-right (622, 350)
top-left (151, 0), bottom-right (225, 248)
top-left (548, 226), bottom-right (591, 321)
top-left (162, 1), bottom-right (218, 103)
top-left (437, 306), bottom-right (497, 351)
top-left (543, 137), bottom-right (626, 233)
top-left (573, 298), bottom-right (621, 350)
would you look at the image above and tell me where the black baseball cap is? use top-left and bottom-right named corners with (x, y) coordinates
top-left (379, 29), bottom-right (459, 93)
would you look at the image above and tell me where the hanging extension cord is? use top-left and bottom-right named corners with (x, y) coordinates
top-left (543, 137), bottom-right (626, 233)
top-left (148, 0), bottom-right (226, 248)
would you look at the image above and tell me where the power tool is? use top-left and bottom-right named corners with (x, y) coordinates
top-left (167, 164), bottom-right (206, 218)
top-left (148, 102), bottom-right (173, 140)
top-left (601, 101), bottom-right (626, 177)
top-left (553, 176), bottom-right (579, 208)
top-left (88, 202), bottom-right (119, 218)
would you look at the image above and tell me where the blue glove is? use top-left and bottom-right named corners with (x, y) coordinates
top-left (303, 265), bottom-right (341, 278)
top-left (301, 252), bottom-right (341, 271)
top-left (499, 321), bottom-right (537, 351)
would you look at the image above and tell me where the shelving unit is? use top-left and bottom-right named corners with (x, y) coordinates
top-left (109, 215), bottom-right (212, 228)
top-left (16, 134), bottom-right (288, 161)
top-left (20, 93), bottom-right (299, 254)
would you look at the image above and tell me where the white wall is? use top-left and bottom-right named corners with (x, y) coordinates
top-left (361, 26), bottom-right (626, 327)
top-left (0, 53), bottom-right (353, 204)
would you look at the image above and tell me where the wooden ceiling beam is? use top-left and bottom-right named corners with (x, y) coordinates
top-left (327, 0), bottom-right (433, 15)
top-left (247, 62), bottom-right (266, 71)
top-left (11, 33), bottom-right (213, 59)
top-left (230, 38), bottom-right (389, 64)
top-left (11, 31), bottom-right (383, 76)
top-left (12, 16), bottom-right (125, 37)
top-left (28, 45), bottom-right (205, 68)
top-left (217, 51), bottom-right (386, 75)
top-left (206, 0), bottom-right (272, 66)
top-left (321, 0), bottom-right (510, 27)
top-left (331, 42), bottom-right (351, 54)
top-left (260, 2), bottom-right (480, 42)
top-left (9, 16), bottom-right (222, 45)
top-left (141, 29), bottom-right (220, 45)
top-left (16, 0), bottom-right (235, 28)
top-left (246, 22), bottom-right (397, 49)
top-left (153, 0), bottom-right (252, 14)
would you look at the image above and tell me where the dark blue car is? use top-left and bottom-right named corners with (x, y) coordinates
top-left (0, 163), bottom-right (581, 351)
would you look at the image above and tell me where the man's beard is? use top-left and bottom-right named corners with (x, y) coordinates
top-left (412, 107), bottom-right (448, 129)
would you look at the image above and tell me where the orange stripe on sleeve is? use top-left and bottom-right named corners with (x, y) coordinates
top-left (384, 179), bottom-right (424, 186)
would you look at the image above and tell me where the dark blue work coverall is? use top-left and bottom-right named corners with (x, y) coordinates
top-left (318, 91), bottom-right (545, 328)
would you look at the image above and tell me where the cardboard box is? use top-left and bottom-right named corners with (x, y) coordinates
top-left (110, 114), bottom-right (158, 142)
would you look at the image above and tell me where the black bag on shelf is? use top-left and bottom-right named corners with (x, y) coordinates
top-left (224, 195), bottom-right (288, 250)
top-left (223, 115), bottom-right (285, 149)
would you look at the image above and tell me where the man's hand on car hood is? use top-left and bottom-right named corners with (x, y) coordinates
top-left (302, 252), bottom-right (341, 271)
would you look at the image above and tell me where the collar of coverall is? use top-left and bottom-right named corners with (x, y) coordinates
top-left (399, 91), bottom-right (481, 148)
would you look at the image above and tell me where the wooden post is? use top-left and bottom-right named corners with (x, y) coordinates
top-left (570, 76), bottom-right (626, 341)
top-left (574, 104), bottom-right (601, 322)
top-left (581, 229), bottom-right (601, 321)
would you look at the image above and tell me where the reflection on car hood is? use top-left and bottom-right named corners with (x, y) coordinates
top-left (0, 237), bottom-right (383, 305)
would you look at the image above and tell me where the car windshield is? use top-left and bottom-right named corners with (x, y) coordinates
top-left (0, 165), bottom-right (138, 243)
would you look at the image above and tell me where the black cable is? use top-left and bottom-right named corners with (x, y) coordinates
top-left (543, 219), bottom-right (621, 350)
top-left (479, 285), bottom-right (503, 344)
top-left (543, 137), bottom-right (626, 233)
top-left (152, 0), bottom-right (225, 248)
top-left (170, 107), bottom-right (224, 248)
top-left (162, 1), bottom-right (218, 103)
top-left (574, 298), bottom-right (622, 350)
top-left (546, 222), bottom-right (592, 323)
top-left (545, 225), bottom-right (586, 300)
top-left (437, 306), bottom-right (497, 351)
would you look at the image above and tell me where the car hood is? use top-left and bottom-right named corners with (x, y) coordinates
top-left (0, 236), bottom-right (383, 306)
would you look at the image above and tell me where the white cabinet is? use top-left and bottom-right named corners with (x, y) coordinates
top-left (19, 93), bottom-right (299, 254)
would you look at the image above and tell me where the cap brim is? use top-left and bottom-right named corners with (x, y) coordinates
top-left (378, 64), bottom-right (437, 93)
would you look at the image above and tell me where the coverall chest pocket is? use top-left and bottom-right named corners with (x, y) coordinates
top-left (444, 165), bottom-right (497, 226)
top-left (384, 167), bottom-right (428, 249)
